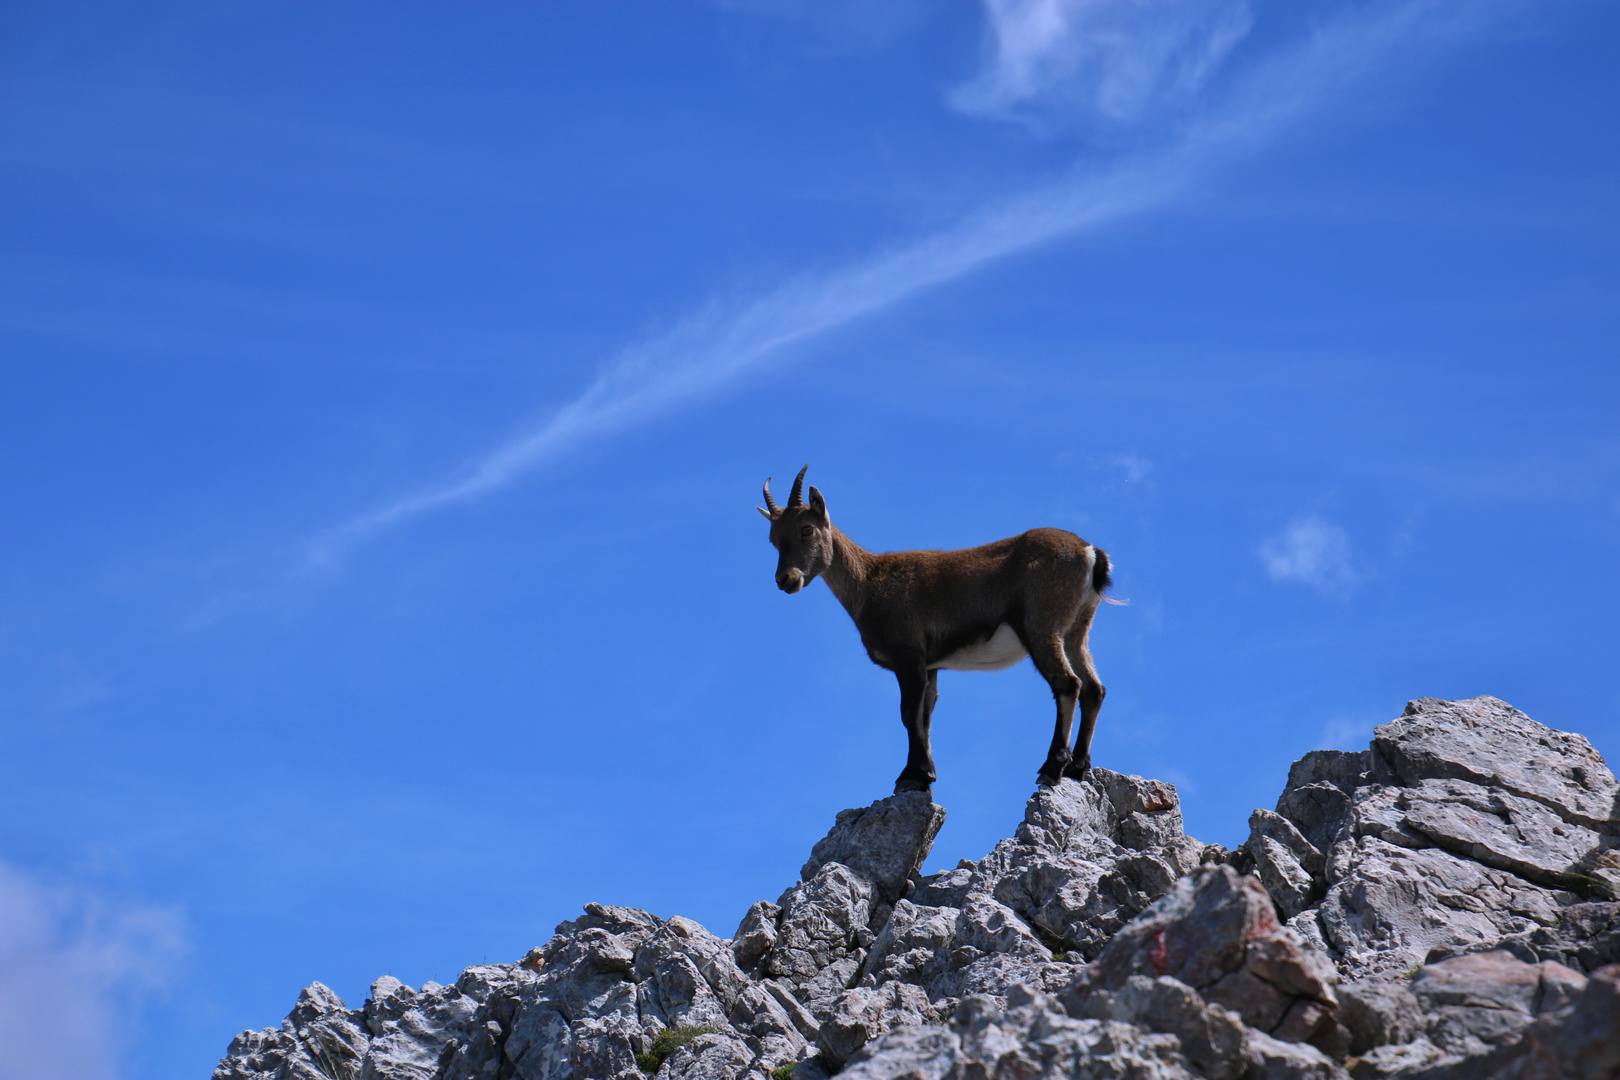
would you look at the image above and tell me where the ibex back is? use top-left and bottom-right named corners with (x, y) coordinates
top-left (759, 465), bottom-right (1112, 794)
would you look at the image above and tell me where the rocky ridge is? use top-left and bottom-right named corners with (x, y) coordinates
top-left (214, 696), bottom-right (1620, 1080)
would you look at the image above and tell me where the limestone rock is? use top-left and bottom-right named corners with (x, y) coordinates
top-left (1276, 772), bottom-right (1359, 856)
top-left (1410, 950), bottom-right (1586, 1058)
top-left (657, 1030), bottom-right (754, 1080)
top-left (1481, 899), bottom-right (1620, 973)
top-left (1501, 962), bottom-right (1620, 1080)
top-left (834, 1025), bottom-right (961, 1080)
top-left (801, 792), bottom-right (946, 904)
top-left (927, 950), bottom-right (1076, 1005)
top-left (861, 899), bottom-right (957, 990)
top-left (213, 982), bottom-right (371, 1080)
top-left (1065, 866), bottom-right (1347, 1056)
top-left (1244, 1029), bottom-right (1350, 1079)
top-left (932, 767), bottom-right (1205, 968)
top-left (762, 862), bottom-right (873, 986)
top-left (1345, 1038), bottom-right (1444, 1079)
top-left (1336, 980), bottom-right (1423, 1055)
top-left (1076, 975), bottom-right (1248, 1080)
top-left (816, 981), bottom-right (940, 1068)
top-left (731, 899), bottom-right (780, 972)
top-left (215, 695), bottom-right (1620, 1080)
top-left (1316, 835), bottom-right (1572, 980)
top-left (951, 895), bottom-right (1046, 963)
top-left (1397, 777), bottom-right (1616, 894)
top-left (849, 986), bottom-right (1202, 1080)
top-left (362, 979), bottom-right (480, 1080)
top-left (1373, 696), bottom-right (1619, 832)
top-left (1248, 808), bottom-right (1327, 920)
top-left (728, 979), bottom-right (818, 1052)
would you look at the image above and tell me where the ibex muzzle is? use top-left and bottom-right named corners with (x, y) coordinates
top-left (758, 465), bottom-right (1114, 794)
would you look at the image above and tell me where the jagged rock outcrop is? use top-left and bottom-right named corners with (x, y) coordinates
top-left (1252, 697), bottom-right (1619, 984)
top-left (215, 696), bottom-right (1620, 1080)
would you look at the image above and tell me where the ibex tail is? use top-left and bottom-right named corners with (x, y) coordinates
top-left (1094, 547), bottom-right (1129, 606)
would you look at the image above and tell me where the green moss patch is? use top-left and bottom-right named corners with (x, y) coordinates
top-left (635, 1026), bottom-right (719, 1074)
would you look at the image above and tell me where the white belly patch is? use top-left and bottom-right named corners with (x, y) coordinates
top-left (932, 623), bottom-right (1028, 672)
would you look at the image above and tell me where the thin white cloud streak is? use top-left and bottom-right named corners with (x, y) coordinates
top-left (0, 860), bottom-right (185, 1080)
top-left (1260, 516), bottom-right (1358, 596)
top-left (311, 0), bottom-right (1502, 564)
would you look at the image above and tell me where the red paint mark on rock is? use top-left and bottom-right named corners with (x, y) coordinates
top-left (1149, 931), bottom-right (1171, 975)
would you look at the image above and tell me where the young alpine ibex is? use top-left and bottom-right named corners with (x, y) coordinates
top-left (759, 465), bottom-right (1112, 794)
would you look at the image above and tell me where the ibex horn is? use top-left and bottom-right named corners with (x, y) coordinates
top-left (762, 477), bottom-right (780, 516)
top-left (787, 464), bottom-right (808, 508)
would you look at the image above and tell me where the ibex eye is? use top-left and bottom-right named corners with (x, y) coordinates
top-left (800, 525), bottom-right (814, 537)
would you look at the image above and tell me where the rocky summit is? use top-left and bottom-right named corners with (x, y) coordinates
top-left (214, 696), bottom-right (1620, 1080)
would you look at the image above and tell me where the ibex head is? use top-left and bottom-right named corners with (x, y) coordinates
top-left (758, 464), bottom-right (832, 594)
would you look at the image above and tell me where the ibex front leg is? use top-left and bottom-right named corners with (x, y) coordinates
top-left (893, 663), bottom-right (937, 794)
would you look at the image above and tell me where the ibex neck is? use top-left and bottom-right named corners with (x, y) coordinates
top-left (821, 527), bottom-right (872, 615)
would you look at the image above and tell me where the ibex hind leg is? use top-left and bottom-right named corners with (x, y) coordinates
top-left (1061, 621), bottom-right (1105, 781)
top-left (1027, 634), bottom-right (1081, 788)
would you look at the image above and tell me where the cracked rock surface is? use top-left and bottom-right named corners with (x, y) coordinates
top-left (215, 697), bottom-right (1619, 1080)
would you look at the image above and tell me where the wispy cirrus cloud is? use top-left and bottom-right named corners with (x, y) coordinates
top-left (1105, 452), bottom-right (1154, 483)
top-left (1259, 515), bottom-right (1358, 596)
top-left (949, 0), bottom-right (1253, 131)
top-left (1317, 713), bottom-right (1376, 750)
top-left (0, 860), bottom-right (185, 1080)
top-left (310, 1), bottom-right (1510, 565)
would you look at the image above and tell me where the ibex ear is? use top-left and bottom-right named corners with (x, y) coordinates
top-left (756, 506), bottom-right (773, 521)
top-left (807, 485), bottom-right (828, 522)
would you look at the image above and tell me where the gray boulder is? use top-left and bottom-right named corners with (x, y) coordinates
top-left (730, 899), bottom-right (780, 972)
top-left (927, 950), bottom-right (1076, 1005)
top-left (1248, 809), bottom-right (1327, 920)
top-left (924, 767), bottom-right (1210, 968)
top-left (1257, 696), bottom-right (1618, 982)
top-left (815, 981), bottom-right (940, 1068)
top-left (1076, 975), bottom-right (1247, 1080)
top-left (1409, 949), bottom-right (1586, 1059)
top-left (761, 862), bottom-right (873, 985)
top-left (838, 986), bottom-right (1202, 1080)
top-left (860, 900), bottom-right (958, 990)
top-left (728, 978), bottom-right (818, 1049)
top-left (213, 982), bottom-right (372, 1080)
top-left (1243, 1029), bottom-right (1350, 1079)
top-left (1479, 899), bottom-right (1620, 974)
top-left (1336, 979), bottom-right (1423, 1055)
top-left (361, 978), bottom-right (480, 1080)
top-left (833, 1025), bottom-right (961, 1080)
top-left (1397, 777), bottom-right (1616, 894)
top-left (656, 1029), bottom-right (754, 1080)
top-left (1373, 696), bottom-right (1618, 832)
top-left (1065, 866), bottom-right (1347, 1056)
top-left (1313, 837), bottom-right (1570, 979)
top-left (801, 792), bottom-right (947, 905)
top-left (1492, 962), bottom-right (1620, 1080)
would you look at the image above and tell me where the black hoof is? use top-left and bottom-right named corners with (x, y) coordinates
top-left (1036, 770), bottom-right (1062, 788)
top-left (894, 778), bottom-right (933, 796)
top-left (1062, 758), bottom-right (1092, 781)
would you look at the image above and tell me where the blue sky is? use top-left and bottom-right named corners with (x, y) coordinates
top-left (1, 1), bottom-right (1616, 1076)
